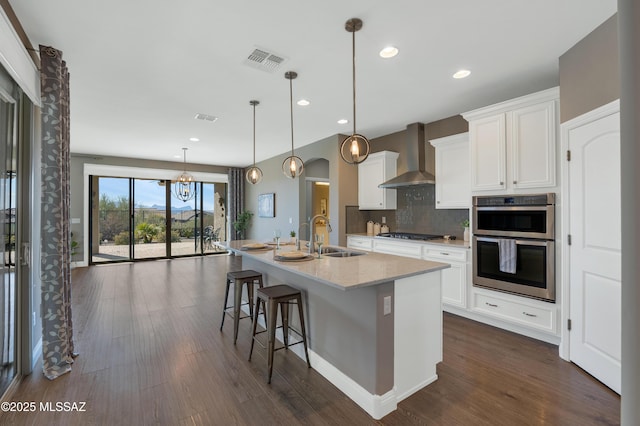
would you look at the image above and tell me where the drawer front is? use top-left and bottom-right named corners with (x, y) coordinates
top-left (473, 292), bottom-right (555, 332)
top-left (423, 247), bottom-right (467, 262)
top-left (347, 236), bottom-right (373, 251)
top-left (373, 240), bottom-right (422, 259)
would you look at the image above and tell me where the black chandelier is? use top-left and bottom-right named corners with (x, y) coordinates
top-left (173, 148), bottom-right (197, 202)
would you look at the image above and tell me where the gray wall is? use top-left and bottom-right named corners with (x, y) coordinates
top-left (244, 134), bottom-right (358, 247)
top-left (70, 154), bottom-right (229, 263)
top-left (559, 13), bottom-right (619, 123)
top-left (348, 116), bottom-right (470, 237)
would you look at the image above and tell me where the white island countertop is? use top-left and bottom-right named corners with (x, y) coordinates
top-left (224, 239), bottom-right (449, 291)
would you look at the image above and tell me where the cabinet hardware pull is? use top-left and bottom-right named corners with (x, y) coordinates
top-left (500, 181), bottom-right (504, 185)
top-left (437, 201), bottom-right (440, 204)
top-left (486, 302), bottom-right (498, 308)
top-left (523, 312), bottom-right (537, 317)
top-left (440, 252), bottom-right (449, 255)
top-left (513, 180), bottom-right (517, 184)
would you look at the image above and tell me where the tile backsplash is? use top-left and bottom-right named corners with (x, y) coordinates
top-left (346, 185), bottom-right (469, 238)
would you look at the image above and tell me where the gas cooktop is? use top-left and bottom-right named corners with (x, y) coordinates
top-left (376, 232), bottom-right (445, 241)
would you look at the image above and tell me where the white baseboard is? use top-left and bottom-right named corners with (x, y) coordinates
top-left (395, 374), bottom-right (438, 402)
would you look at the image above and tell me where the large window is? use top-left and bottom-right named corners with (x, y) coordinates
top-left (90, 175), bottom-right (227, 264)
top-left (0, 81), bottom-right (18, 395)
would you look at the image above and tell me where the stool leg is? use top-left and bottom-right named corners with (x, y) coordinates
top-left (220, 279), bottom-right (231, 331)
top-left (233, 279), bottom-right (243, 344)
top-left (247, 281), bottom-right (254, 319)
top-left (281, 301), bottom-right (289, 349)
top-left (248, 298), bottom-right (262, 361)
top-left (296, 295), bottom-right (311, 368)
top-left (267, 299), bottom-right (278, 384)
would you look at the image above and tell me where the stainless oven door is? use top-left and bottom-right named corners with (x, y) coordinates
top-left (473, 236), bottom-right (555, 302)
top-left (473, 205), bottom-right (554, 239)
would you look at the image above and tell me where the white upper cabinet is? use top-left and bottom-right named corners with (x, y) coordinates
top-left (429, 132), bottom-right (470, 209)
top-left (463, 88), bottom-right (558, 193)
top-left (358, 151), bottom-right (399, 210)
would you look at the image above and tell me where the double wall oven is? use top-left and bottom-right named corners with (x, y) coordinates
top-left (472, 193), bottom-right (555, 302)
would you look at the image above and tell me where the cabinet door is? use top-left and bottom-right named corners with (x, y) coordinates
top-left (469, 114), bottom-right (506, 191)
top-left (439, 261), bottom-right (466, 308)
top-left (358, 152), bottom-right (398, 210)
top-left (434, 136), bottom-right (470, 208)
top-left (346, 236), bottom-right (373, 251)
top-left (358, 156), bottom-right (384, 209)
top-left (510, 100), bottom-right (556, 188)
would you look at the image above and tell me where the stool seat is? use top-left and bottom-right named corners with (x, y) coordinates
top-left (249, 284), bottom-right (311, 383)
top-left (220, 270), bottom-right (264, 344)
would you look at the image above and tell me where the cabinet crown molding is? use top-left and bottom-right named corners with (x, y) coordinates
top-left (429, 132), bottom-right (469, 147)
top-left (462, 87), bottom-right (559, 121)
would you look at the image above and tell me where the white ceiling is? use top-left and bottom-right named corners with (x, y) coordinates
top-left (10, 1), bottom-right (616, 168)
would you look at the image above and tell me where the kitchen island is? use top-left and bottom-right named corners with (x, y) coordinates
top-left (224, 240), bottom-right (449, 419)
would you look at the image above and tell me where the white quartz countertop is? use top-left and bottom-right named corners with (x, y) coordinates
top-left (223, 240), bottom-right (449, 291)
top-left (348, 233), bottom-right (471, 249)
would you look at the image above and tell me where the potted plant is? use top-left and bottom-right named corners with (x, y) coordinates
top-left (290, 230), bottom-right (296, 245)
top-left (462, 219), bottom-right (470, 242)
top-left (233, 211), bottom-right (253, 240)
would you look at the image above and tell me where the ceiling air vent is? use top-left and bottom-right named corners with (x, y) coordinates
top-left (194, 113), bottom-right (218, 122)
top-left (244, 47), bottom-right (287, 73)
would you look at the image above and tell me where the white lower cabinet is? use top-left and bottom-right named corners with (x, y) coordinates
top-left (471, 289), bottom-right (556, 334)
top-left (346, 235), bottom-right (373, 251)
top-left (423, 247), bottom-right (468, 309)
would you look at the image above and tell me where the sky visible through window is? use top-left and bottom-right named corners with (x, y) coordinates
top-left (99, 177), bottom-right (216, 211)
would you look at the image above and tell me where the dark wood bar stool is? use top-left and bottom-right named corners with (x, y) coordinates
top-left (220, 270), bottom-right (264, 344)
top-left (248, 284), bottom-right (311, 383)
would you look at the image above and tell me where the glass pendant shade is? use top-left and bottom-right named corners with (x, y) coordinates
top-left (246, 166), bottom-right (263, 184)
top-left (282, 71), bottom-right (304, 179)
top-left (246, 100), bottom-right (263, 184)
top-left (340, 18), bottom-right (370, 165)
top-left (173, 148), bottom-right (197, 202)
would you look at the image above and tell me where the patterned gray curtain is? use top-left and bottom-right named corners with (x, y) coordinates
top-left (39, 45), bottom-right (75, 380)
top-left (228, 168), bottom-right (244, 240)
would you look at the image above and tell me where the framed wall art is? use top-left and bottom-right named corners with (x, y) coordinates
top-left (258, 193), bottom-right (275, 218)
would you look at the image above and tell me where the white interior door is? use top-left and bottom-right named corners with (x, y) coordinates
top-left (568, 111), bottom-right (621, 394)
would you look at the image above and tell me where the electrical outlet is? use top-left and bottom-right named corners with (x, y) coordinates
top-left (383, 296), bottom-right (391, 315)
top-left (33, 311), bottom-right (36, 325)
top-left (289, 217), bottom-right (293, 224)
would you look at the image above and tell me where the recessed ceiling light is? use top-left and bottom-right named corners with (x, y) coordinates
top-left (194, 113), bottom-right (218, 122)
top-left (453, 69), bottom-right (471, 79)
top-left (297, 99), bottom-right (310, 106)
top-left (189, 137), bottom-right (200, 142)
top-left (379, 46), bottom-right (399, 59)
top-left (337, 119), bottom-right (349, 124)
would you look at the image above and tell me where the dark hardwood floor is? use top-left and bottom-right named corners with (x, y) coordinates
top-left (0, 255), bottom-right (620, 425)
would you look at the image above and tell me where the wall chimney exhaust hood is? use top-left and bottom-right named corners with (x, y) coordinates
top-left (378, 122), bottom-right (435, 188)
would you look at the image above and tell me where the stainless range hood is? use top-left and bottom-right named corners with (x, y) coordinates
top-left (378, 122), bottom-right (435, 188)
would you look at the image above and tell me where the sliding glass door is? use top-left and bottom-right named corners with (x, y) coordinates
top-left (92, 177), bottom-right (131, 263)
top-left (90, 177), bottom-right (227, 264)
top-left (133, 179), bottom-right (167, 260)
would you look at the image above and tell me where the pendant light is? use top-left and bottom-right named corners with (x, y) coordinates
top-left (340, 18), bottom-right (370, 165)
top-left (173, 148), bottom-right (197, 202)
top-left (245, 100), bottom-right (263, 184)
top-left (282, 71), bottom-right (304, 179)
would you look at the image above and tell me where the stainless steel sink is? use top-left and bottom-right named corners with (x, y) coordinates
top-left (321, 246), bottom-right (366, 257)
